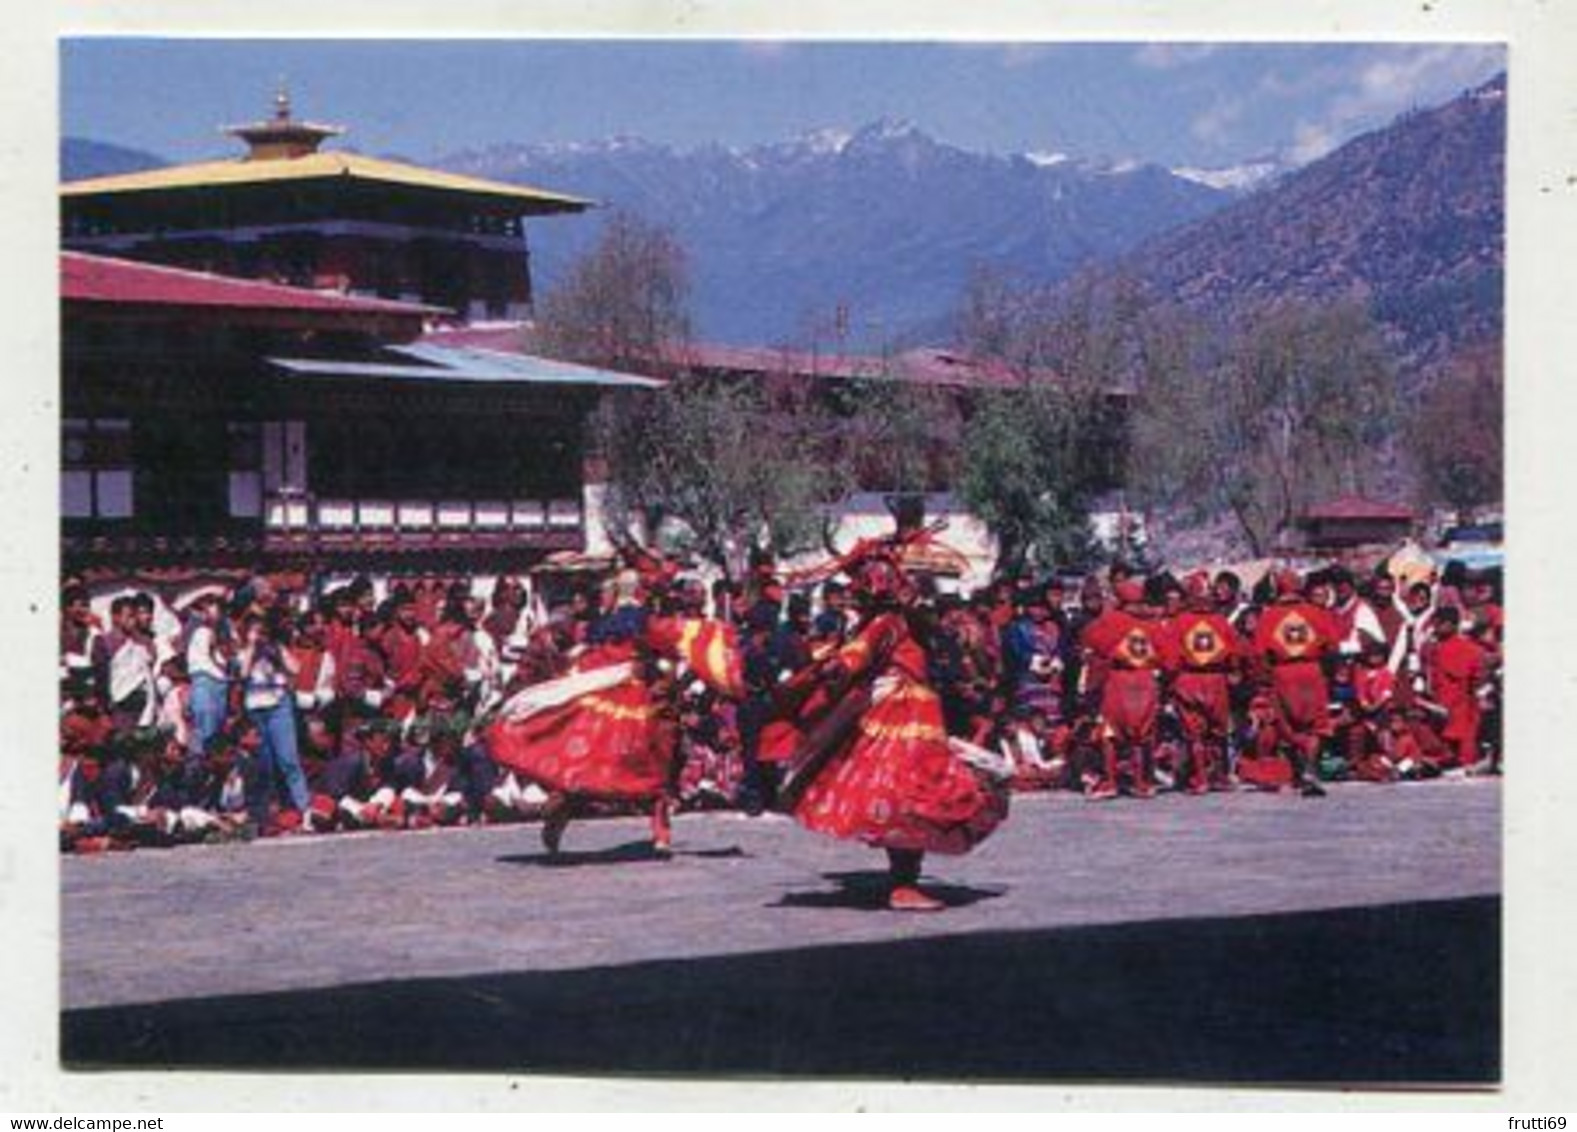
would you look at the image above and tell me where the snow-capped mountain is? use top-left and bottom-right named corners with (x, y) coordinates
top-left (439, 123), bottom-right (1240, 346)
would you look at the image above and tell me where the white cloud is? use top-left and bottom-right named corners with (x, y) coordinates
top-left (1286, 44), bottom-right (1504, 162)
top-left (1289, 121), bottom-right (1339, 164)
top-left (1191, 97), bottom-right (1247, 146)
top-left (1134, 44), bottom-right (1221, 70)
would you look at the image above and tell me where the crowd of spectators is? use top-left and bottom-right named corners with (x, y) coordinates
top-left (57, 555), bottom-right (1503, 853)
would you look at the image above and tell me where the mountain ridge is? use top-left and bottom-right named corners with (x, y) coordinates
top-left (1081, 73), bottom-right (1505, 376)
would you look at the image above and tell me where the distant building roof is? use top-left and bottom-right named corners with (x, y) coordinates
top-left (62, 150), bottom-right (592, 215)
top-left (672, 343), bottom-right (1082, 391)
top-left (1303, 495), bottom-right (1414, 522)
top-left (61, 251), bottom-right (443, 318)
top-left (269, 342), bottom-right (665, 390)
top-left (412, 331), bottom-right (1131, 395)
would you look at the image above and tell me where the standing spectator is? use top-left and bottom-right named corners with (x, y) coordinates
top-left (1388, 580), bottom-right (1437, 692)
top-left (95, 595), bottom-right (157, 731)
top-left (184, 592), bottom-right (231, 759)
top-left (1000, 590), bottom-right (1064, 723)
top-left (1329, 567), bottom-right (1386, 657)
top-left (60, 583), bottom-right (101, 685)
top-left (236, 610), bottom-right (311, 830)
top-left (1369, 568), bottom-right (1405, 653)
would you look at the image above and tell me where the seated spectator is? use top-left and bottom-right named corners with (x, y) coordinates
top-left (999, 705), bottom-right (1065, 791)
top-left (393, 711), bottom-right (493, 827)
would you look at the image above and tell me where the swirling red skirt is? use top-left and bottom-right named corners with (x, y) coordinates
top-left (485, 667), bottom-right (667, 800)
top-left (791, 679), bottom-right (1008, 855)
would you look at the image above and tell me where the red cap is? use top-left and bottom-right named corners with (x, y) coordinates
top-left (1274, 569), bottom-right (1303, 597)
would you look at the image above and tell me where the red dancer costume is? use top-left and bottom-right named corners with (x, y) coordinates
top-left (484, 563), bottom-right (742, 854)
top-left (1167, 573), bottom-right (1243, 794)
top-left (1251, 570), bottom-right (1340, 797)
top-left (766, 530), bottom-right (1010, 912)
top-left (1080, 580), bottom-right (1171, 800)
top-left (1423, 606), bottom-right (1490, 770)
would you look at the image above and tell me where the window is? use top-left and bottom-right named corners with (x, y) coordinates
top-left (310, 416), bottom-right (581, 499)
top-left (228, 422), bottom-right (263, 518)
top-left (62, 418), bottom-right (133, 519)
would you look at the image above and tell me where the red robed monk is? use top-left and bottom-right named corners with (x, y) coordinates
top-left (1251, 569), bottom-right (1341, 798)
top-left (1079, 578), bottom-right (1173, 800)
top-left (1167, 571), bottom-right (1244, 794)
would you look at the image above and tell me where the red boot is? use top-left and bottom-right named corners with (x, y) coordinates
top-left (889, 885), bottom-right (945, 912)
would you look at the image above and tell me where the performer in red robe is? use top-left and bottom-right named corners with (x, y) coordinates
top-left (1423, 605), bottom-right (1491, 769)
top-left (1167, 572), bottom-right (1243, 794)
top-left (484, 563), bottom-right (742, 855)
top-left (1252, 569), bottom-right (1341, 797)
top-left (1080, 579), bottom-right (1172, 800)
top-left (764, 531), bottom-right (1010, 912)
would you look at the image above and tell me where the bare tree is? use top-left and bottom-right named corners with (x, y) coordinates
top-left (534, 211), bottom-right (691, 369)
top-left (1405, 340), bottom-right (1503, 521)
top-left (1128, 298), bottom-right (1398, 556)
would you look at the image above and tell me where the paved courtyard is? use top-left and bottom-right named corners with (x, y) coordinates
top-left (60, 778), bottom-right (1501, 1082)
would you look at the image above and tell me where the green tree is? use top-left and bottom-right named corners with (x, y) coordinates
top-left (957, 384), bottom-right (1111, 576)
top-left (594, 374), bottom-right (851, 579)
top-left (951, 278), bottom-right (1130, 576)
top-left (533, 214), bottom-right (850, 576)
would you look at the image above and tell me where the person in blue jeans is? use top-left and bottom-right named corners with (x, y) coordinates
top-left (184, 592), bottom-right (231, 759)
top-left (236, 610), bottom-right (311, 829)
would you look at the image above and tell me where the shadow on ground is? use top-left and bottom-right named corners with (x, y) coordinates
top-left (773, 869), bottom-right (1006, 911)
top-left (496, 842), bottom-right (750, 868)
top-left (62, 896), bottom-right (1498, 1084)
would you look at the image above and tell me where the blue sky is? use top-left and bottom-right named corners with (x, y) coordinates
top-left (60, 39), bottom-right (1505, 170)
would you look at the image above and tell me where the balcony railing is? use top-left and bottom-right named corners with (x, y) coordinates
top-left (262, 491), bottom-right (584, 552)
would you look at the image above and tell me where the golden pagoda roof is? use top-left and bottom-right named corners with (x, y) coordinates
top-left (61, 150), bottom-right (593, 214)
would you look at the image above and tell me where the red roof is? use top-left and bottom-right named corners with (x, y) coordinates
top-left (1303, 495), bottom-right (1414, 522)
top-left (61, 252), bottom-right (443, 318)
top-left (413, 330), bottom-right (1132, 395)
top-left (671, 343), bottom-right (1070, 391)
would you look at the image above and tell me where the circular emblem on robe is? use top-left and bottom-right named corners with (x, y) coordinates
top-left (1119, 628), bottom-right (1155, 666)
top-left (1274, 612), bottom-right (1314, 656)
top-left (564, 736), bottom-right (589, 761)
top-left (1185, 622), bottom-right (1225, 665)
